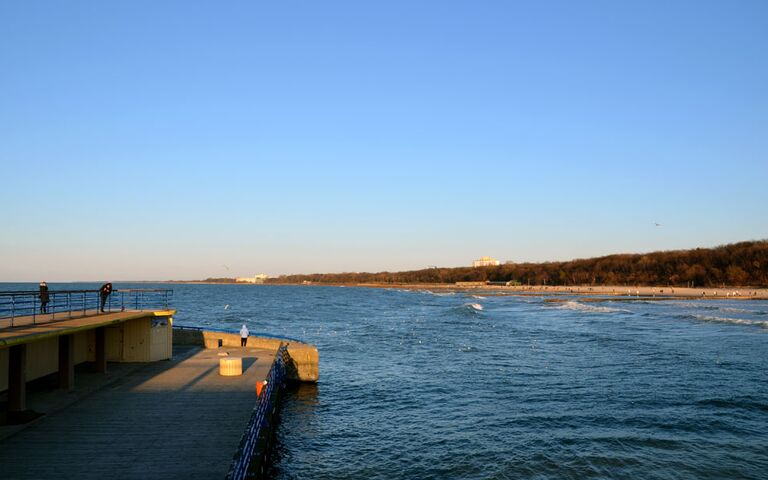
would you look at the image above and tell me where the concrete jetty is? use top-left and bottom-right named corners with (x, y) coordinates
top-left (0, 343), bottom-right (278, 478)
top-left (1, 294), bottom-right (319, 480)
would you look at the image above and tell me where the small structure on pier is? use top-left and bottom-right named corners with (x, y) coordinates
top-left (0, 289), bottom-right (173, 418)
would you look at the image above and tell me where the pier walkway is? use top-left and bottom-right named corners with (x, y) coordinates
top-left (0, 343), bottom-right (277, 479)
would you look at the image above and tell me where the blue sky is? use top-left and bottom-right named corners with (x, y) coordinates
top-left (1, 1), bottom-right (767, 281)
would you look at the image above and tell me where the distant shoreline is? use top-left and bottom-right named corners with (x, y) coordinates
top-left (354, 283), bottom-right (768, 299)
top-left (159, 281), bottom-right (768, 300)
top-left (6, 280), bottom-right (763, 299)
top-left (278, 282), bottom-right (768, 299)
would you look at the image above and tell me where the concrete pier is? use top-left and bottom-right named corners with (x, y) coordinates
top-left (0, 343), bottom-right (279, 479)
top-left (1, 298), bottom-right (319, 479)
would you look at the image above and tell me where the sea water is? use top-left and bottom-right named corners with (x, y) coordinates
top-left (3, 283), bottom-right (767, 479)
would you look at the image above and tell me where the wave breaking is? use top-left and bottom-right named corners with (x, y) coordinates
top-left (555, 301), bottom-right (631, 314)
top-left (462, 302), bottom-right (484, 312)
top-left (690, 314), bottom-right (768, 329)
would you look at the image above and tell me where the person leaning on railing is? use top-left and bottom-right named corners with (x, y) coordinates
top-left (99, 282), bottom-right (113, 313)
top-left (39, 281), bottom-right (49, 313)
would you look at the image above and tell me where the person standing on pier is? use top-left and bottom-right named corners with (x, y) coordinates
top-left (39, 281), bottom-right (49, 313)
top-left (240, 324), bottom-right (249, 347)
top-left (99, 282), bottom-right (113, 313)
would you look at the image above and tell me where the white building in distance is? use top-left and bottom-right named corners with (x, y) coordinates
top-left (235, 274), bottom-right (269, 284)
top-left (472, 256), bottom-right (500, 267)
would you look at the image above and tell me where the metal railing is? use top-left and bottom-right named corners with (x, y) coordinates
top-left (227, 344), bottom-right (288, 480)
top-left (0, 289), bottom-right (173, 327)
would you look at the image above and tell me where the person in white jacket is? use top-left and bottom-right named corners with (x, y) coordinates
top-left (240, 324), bottom-right (249, 347)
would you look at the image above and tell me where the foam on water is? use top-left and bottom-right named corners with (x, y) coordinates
top-left (719, 306), bottom-right (768, 315)
top-left (673, 301), bottom-right (720, 310)
top-left (689, 314), bottom-right (768, 329)
top-left (458, 302), bottom-right (484, 312)
top-left (467, 302), bottom-right (483, 311)
top-left (555, 300), bottom-right (631, 314)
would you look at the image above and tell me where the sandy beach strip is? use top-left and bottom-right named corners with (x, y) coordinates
top-left (351, 283), bottom-right (768, 300)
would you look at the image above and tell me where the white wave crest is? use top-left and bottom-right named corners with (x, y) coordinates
top-left (556, 301), bottom-right (630, 314)
top-left (719, 307), bottom-right (766, 316)
top-left (470, 295), bottom-right (487, 299)
top-left (692, 314), bottom-right (768, 329)
top-left (464, 303), bottom-right (484, 311)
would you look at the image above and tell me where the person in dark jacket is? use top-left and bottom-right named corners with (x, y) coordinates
top-left (99, 282), bottom-right (113, 313)
top-left (39, 282), bottom-right (49, 313)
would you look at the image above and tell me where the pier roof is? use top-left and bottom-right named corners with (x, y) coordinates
top-left (0, 310), bottom-right (176, 348)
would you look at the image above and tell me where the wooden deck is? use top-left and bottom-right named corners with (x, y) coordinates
top-left (0, 310), bottom-right (174, 347)
top-left (0, 344), bottom-right (277, 479)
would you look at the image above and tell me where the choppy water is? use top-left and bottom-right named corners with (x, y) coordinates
top-left (3, 283), bottom-right (768, 478)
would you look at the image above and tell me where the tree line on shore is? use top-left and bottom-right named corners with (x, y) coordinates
top-left (265, 240), bottom-right (768, 287)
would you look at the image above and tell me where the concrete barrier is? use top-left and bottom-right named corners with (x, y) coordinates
top-left (219, 357), bottom-right (243, 376)
top-left (173, 328), bottom-right (319, 383)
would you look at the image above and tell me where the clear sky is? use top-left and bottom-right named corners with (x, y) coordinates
top-left (1, 1), bottom-right (767, 281)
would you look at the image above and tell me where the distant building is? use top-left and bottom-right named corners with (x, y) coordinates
top-left (472, 256), bottom-right (500, 267)
top-left (235, 274), bottom-right (269, 284)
